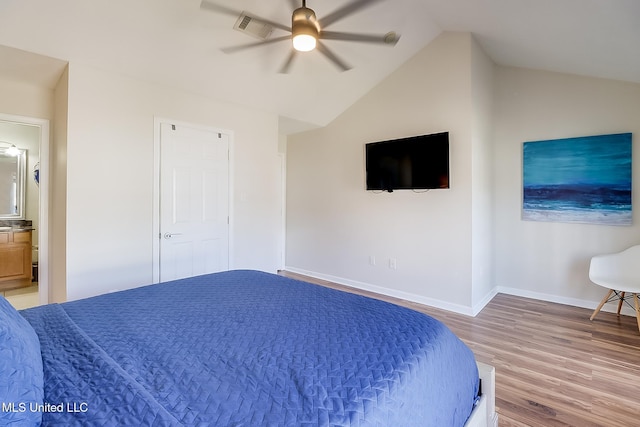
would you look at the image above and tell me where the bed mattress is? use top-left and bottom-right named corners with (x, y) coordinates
top-left (20, 270), bottom-right (479, 426)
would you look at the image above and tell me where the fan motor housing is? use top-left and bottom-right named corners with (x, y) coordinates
top-left (292, 7), bottom-right (319, 40)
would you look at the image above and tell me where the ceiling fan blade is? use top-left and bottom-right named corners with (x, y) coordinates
top-left (200, 0), bottom-right (291, 33)
top-left (316, 41), bottom-right (351, 72)
top-left (318, 0), bottom-right (385, 29)
top-left (221, 35), bottom-right (291, 54)
top-left (279, 50), bottom-right (298, 74)
top-left (199, 1), bottom-right (242, 17)
top-left (320, 30), bottom-right (399, 45)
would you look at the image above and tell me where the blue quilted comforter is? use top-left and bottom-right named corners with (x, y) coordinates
top-left (21, 270), bottom-right (479, 426)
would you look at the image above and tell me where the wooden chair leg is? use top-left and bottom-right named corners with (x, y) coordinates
top-left (633, 294), bottom-right (640, 334)
top-left (617, 291), bottom-right (626, 316)
top-left (591, 289), bottom-right (614, 321)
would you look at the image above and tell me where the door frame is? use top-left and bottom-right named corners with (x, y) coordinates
top-left (278, 152), bottom-right (286, 270)
top-left (0, 112), bottom-right (49, 305)
top-left (152, 117), bottom-right (234, 284)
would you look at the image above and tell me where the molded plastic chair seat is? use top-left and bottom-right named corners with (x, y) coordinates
top-left (589, 245), bottom-right (640, 333)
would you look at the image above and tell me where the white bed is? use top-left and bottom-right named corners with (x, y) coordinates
top-left (465, 362), bottom-right (499, 427)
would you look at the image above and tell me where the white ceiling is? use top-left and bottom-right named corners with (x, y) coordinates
top-left (0, 0), bottom-right (638, 134)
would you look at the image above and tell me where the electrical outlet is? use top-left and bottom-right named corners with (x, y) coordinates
top-left (369, 255), bottom-right (376, 266)
top-left (389, 258), bottom-right (397, 270)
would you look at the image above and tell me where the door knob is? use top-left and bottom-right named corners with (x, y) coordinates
top-left (163, 232), bottom-right (182, 239)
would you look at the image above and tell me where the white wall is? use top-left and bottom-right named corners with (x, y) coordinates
top-left (0, 79), bottom-right (54, 121)
top-left (470, 37), bottom-right (495, 309)
top-left (287, 33), bottom-right (490, 314)
top-left (65, 62), bottom-right (283, 301)
top-left (493, 67), bottom-right (640, 307)
top-left (288, 31), bottom-right (640, 315)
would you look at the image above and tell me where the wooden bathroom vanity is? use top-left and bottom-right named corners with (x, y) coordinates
top-left (0, 228), bottom-right (32, 291)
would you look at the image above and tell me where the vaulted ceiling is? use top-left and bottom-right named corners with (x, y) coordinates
top-left (0, 0), bottom-right (638, 134)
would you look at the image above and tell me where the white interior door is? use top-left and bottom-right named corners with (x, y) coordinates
top-left (159, 123), bottom-right (229, 282)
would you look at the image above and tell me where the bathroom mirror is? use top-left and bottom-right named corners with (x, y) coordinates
top-left (0, 149), bottom-right (26, 219)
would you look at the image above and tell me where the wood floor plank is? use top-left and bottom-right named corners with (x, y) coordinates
top-left (280, 271), bottom-right (640, 427)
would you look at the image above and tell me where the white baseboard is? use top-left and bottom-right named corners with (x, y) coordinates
top-left (283, 267), bottom-right (638, 319)
top-left (472, 287), bottom-right (499, 317)
top-left (284, 266), bottom-right (497, 317)
top-left (497, 285), bottom-right (638, 318)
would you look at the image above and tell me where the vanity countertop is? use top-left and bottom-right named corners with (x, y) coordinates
top-left (0, 227), bottom-right (33, 232)
top-left (0, 220), bottom-right (33, 231)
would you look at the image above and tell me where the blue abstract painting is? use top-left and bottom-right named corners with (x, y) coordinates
top-left (523, 133), bottom-right (632, 225)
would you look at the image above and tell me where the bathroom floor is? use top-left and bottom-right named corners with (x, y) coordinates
top-left (1, 283), bottom-right (39, 310)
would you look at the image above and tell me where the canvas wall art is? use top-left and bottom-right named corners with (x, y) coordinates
top-left (522, 133), bottom-right (632, 225)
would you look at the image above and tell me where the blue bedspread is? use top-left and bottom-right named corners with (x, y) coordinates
top-left (21, 270), bottom-right (479, 426)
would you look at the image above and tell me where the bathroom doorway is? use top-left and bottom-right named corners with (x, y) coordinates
top-left (0, 113), bottom-right (49, 309)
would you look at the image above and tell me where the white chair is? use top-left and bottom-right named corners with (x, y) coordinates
top-left (589, 245), bottom-right (640, 333)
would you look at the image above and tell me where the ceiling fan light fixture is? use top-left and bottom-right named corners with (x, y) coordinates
top-left (293, 33), bottom-right (316, 52)
top-left (202, 0), bottom-right (401, 72)
top-left (292, 6), bottom-right (319, 52)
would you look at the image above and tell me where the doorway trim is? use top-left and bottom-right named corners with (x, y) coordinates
top-left (152, 117), bottom-right (234, 284)
top-left (0, 112), bottom-right (49, 305)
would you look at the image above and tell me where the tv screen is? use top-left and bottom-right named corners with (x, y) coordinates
top-left (365, 132), bottom-right (450, 192)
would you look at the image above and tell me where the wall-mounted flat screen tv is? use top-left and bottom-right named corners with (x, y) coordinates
top-left (365, 132), bottom-right (450, 192)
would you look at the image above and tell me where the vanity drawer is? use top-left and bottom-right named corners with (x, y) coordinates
top-left (0, 233), bottom-right (8, 244)
top-left (13, 231), bottom-right (31, 243)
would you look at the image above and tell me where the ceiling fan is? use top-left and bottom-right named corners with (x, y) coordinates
top-left (200, 0), bottom-right (400, 73)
